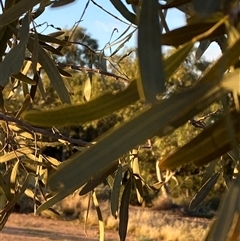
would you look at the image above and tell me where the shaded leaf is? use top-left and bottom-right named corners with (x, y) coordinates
top-left (12, 72), bottom-right (36, 85)
top-left (110, 0), bottom-right (137, 25)
top-left (111, 164), bottom-right (123, 218)
top-left (119, 177), bottom-right (132, 241)
top-left (195, 40), bottom-right (211, 60)
top-left (51, 0), bottom-right (75, 7)
top-left (189, 172), bottom-right (220, 210)
top-left (0, 13), bottom-right (29, 87)
top-left (193, 0), bottom-right (221, 17)
top-left (138, 0), bottom-right (165, 102)
top-left (164, 41), bottom-right (194, 79)
top-left (79, 161), bottom-right (118, 196)
top-left (205, 174), bottom-right (240, 241)
top-left (27, 37), bottom-right (71, 104)
top-left (0, 0), bottom-right (41, 27)
top-left (36, 83), bottom-right (221, 213)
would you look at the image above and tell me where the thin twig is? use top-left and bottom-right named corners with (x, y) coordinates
top-left (0, 113), bottom-right (89, 146)
top-left (57, 62), bottom-right (130, 83)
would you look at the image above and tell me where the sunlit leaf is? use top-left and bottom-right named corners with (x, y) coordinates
top-left (0, 147), bottom-right (34, 163)
top-left (21, 80), bottom-right (139, 127)
top-left (83, 77), bottom-right (92, 101)
top-left (220, 69), bottom-right (240, 95)
top-left (159, 109), bottom-right (240, 169)
top-left (92, 191), bottom-right (104, 241)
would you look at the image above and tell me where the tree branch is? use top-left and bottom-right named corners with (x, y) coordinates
top-left (0, 113), bottom-right (89, 146)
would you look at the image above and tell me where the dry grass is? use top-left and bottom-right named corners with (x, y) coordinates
top-left (55, 193), bottom-right (210, 241)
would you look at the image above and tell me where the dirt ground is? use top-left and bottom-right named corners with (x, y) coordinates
top-left (0, 209), bottom-right (210, 241)
top-left (0, 213), bottom-right (123, 241)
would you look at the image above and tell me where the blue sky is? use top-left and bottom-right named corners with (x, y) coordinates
top-left (35, 1), bottom-right (220, 60)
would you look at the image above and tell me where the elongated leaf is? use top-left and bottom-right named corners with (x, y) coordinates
top-left (21, 80), bottom-right (139, 127)
top-left (0, 13), bottom-right (29, 87)
top-left (27, 37), bottom-right (71, 104)
top-left (83, 77), bottom-right (92, 101)
top-left (0, 0), bottom-right (41, 27)
top-left (193, 0), bottom-right (221, 17)
top-left (205, 174), bottom-right (240, 241)
top-left (159, 110), bottom-right (240, 169)
top-left (195, 40), bottom-right (211, 60)
top-left (189, 172), bottom-right (220, 210)
top-left (37, 33), bottom-right (67, 46)
top-left (119, 177), bottom-right (132, 241)
top-left (138, 0), bottom-right (165, 102)
top-left (10, 161), bottom-right (19, 194)
top-left (0, 147), bottom-right (34, 163)
top-left (220, 69), bottom-right (240, 95)
top-left (12, 72), bottom-right (36, 85)
top-left (51, 0), bottom-right (75, 7)
top-left (111, 164), bottom-right (123, 218)
top-left (161, 20), bottom-right (225, 46)
top-left (110, 0), bottom-right (137, 25)
top-left (36, 83), bottom-right (222, 214)
top-left (164, 41), bottom-right (193, 79)
top-left (79, 161), bottom-right (118, 196)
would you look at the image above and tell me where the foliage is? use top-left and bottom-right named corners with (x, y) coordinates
top-left (0, 1), bottom-right (240, 241)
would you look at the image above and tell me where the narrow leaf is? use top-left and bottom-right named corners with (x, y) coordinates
top-left (119, 177), bottom-right (132, 241)
top-left (21, 80), bottom-right (139, 127)
top-left (27, 38), bottom-right (71, 104)
top-left (111, 164), bottom-right (123, 218)
top-left (0, 13), bottom-right (29, 87)
top-left (79, 161), bottom-right (118, 196)
top-left (138, 0), bottom-right (165, 102)
top-left (110, 0), bottom-right (137, 25)
top-left (220, 69), bottom-right (240, 95)
top-left (189, 172), bottom-right (220, 210)
top-left (0, 0), bottom-right (41, 27)
top-left (0, 147), bottom-right (34, 163)
top-left (12, 72), bottom-right (36, 85)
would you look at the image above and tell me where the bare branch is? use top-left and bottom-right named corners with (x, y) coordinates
top-left (0, 113), bottom-right (89, 146)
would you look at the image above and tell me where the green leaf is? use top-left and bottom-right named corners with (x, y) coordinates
top-left (0, 13), bottom-right (29, 87)
top-left (193, 0), bottom-right (221, 17)
top-left (137, 0), bottom-right (165, 102)
top-left (189, 172), bottom-right (220, 210)
top-left (164, 41), bottom-right (194, 79)
top-left (204, 174), bottom-right (240, 241)
top-left (79, 161), bottom-right (118, 196)
top-left (0, 0), bottom-right (41, 27)
top-left (21, 80), bottom-right (139, 127)
top-left (111, 164), bottom-right (123, 218)
top-left (110, 0), bottom-right (137, 25)
top-left (36, 83), bottom-right (221, 214)
top-left (119, 177), bottom-right (132, 241)
top-left (27, 38), bottom-right (71, 104)
top-left (161, 20), bottom-right (225, 46)
top-left (37, 33), bottom-right (67, 46)
top-left (51, 0), bottom-right (75, 7)
top-left (220, 69), bottom-right (240, 95)
top-left (159, 109), bottom-right (240, 169)
top-left (12, 72), bottom-right (36, 85)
